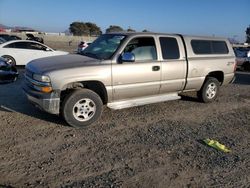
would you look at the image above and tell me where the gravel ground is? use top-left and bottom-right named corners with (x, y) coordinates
top-left (0, 70), bottom-right (249, 188)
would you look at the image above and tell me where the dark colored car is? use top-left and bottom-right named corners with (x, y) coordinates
top-left (234, 47), bottom-right (250, 71)
top-left (26, 33), bottom-right (44, 44)
top-left (0, 37), bottom-right (6, 44)
top-left (0, 34), bottom-right (12, 41)
top-left (0, 34), bottom-right (21, 41)
top-left (9, 35), bottom-right (22, 40)
top-left (0, 57), bottom-right (18, 83)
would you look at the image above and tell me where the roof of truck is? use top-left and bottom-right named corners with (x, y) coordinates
top-left (107, 32), bottom-right (228, 40)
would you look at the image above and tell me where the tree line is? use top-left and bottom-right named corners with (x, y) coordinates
top-left (69, 21), bottom-right (149, 36)
top-left (70, 22), bottom-right (250, 43)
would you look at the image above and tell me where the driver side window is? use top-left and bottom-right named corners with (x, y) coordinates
top-left (27, 42), bottom-right (47, 51)
top-left (124, 37), bottom-right (157, 61)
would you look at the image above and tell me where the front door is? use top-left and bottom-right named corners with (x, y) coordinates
top-left (112, 37), bottom-right (161, 101)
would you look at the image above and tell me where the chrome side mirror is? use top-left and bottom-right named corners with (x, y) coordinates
top-left (121, 52), bottom-right (135, 62)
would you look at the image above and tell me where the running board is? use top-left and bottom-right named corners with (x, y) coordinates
top-left (107, 93), bottom-right (181, 110)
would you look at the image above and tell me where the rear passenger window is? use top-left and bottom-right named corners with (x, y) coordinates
top-left (4, 42), bottom-right (29, 49)
top-left (3, 43), bottom-right (15, 48)
top-left (160, 37), bottom-right (180, 59)
top-left (191, 40), bottom-right (228, 54)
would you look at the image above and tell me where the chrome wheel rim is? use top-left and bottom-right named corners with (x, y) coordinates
top-left (5, 57), bottom-right (13, 65)
top-left (206, 83), bottom-right (217, 99)
top-left (72, 98), bottom-right (96, 122)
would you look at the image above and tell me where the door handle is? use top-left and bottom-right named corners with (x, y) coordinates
top-left (152, 66), bottom-right (160, 71)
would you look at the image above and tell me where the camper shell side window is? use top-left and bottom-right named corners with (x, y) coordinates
top-left (191, 40), bottom-right (229, 55)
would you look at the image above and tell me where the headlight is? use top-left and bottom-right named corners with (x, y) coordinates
top-left (33, 74), bottom-right (50, 83)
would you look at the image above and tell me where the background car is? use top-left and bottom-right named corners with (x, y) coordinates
top-left (0, 57), bottom-right (18, 83)
top-left (234, 48), bottom-right (250, 71)
top-left (9, 35), bottom-right (22, 40)
top-left (247, 49), bottom-right (250, 58)
top-left (0, 34), bottom-right (21, 41)
top-left (77, 41), bottom-right (91, 53)
top-left (26, 33), bottom-right (44, 44)
top-left (0, 40), bottom-right (69, 66)
top-left (0, 37), bottom-right (6, 44)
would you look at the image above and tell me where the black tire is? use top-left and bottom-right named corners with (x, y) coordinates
top-left (61, 89), bottom-right (103, 128)
top-left (197, 77), bottom-right (220, 103)
top-left (2, 55), bottom-right (16, 66)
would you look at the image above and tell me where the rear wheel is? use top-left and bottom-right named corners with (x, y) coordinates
top-left (61, 89), bottom-right (103, 128)
top-left (198, 77), bottom-right (220, 103)
top-left (2, 55), bottom-right (16, 66)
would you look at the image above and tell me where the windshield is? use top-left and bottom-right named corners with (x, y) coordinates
top-left (81, 34), bottom-right (126, 60)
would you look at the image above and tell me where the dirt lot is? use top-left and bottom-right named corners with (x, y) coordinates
top-left (0, 70), bottom-right (249, 188)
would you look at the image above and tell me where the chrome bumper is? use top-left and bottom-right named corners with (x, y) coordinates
top-left (26, 93), bottom-right (60, 114)
top-left (23, 84), bottom-right (60, 114)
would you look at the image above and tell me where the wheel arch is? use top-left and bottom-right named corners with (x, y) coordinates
top-left (205, 71), bottom-right (224, 85)
top-left (61, 80), bottom-right (108, 105)
top-left (2, 55), bottom-right (16, 66)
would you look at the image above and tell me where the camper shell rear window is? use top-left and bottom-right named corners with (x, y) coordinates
top-left (191, 40), bottom-right (229, 54)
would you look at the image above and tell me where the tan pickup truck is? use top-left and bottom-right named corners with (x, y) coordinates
top-left (23, 32), bottom-right (236, 128)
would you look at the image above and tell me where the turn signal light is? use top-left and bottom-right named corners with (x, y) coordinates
top-left (41, 86), bottom-right (52, 93)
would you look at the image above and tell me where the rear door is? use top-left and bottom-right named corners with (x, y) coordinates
top-left (112, 36), bottom-right (161, 101)
top-left (158, 36), bottom-right (187, 93)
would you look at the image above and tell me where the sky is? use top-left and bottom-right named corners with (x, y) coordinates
top-left (0, 0), bottom-right (249, 42)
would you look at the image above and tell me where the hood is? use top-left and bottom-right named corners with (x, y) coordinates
top-left (26, 54), bottom-right (100, 74)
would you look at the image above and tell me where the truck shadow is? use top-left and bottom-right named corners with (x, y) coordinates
top-left (180, 94), bottom-right (199, 103)
top-left (0, 69), bottom-right (68, 127)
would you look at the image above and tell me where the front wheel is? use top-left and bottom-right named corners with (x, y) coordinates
top-left (2, 55), bottom-right (16, 66)
top-left (61, 89), bottom-right (103, 128)
top-left (197, 77), bottom-right (220, 103)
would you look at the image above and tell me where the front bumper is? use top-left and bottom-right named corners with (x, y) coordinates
top-left (23, 84), bottom-right (60, 114)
